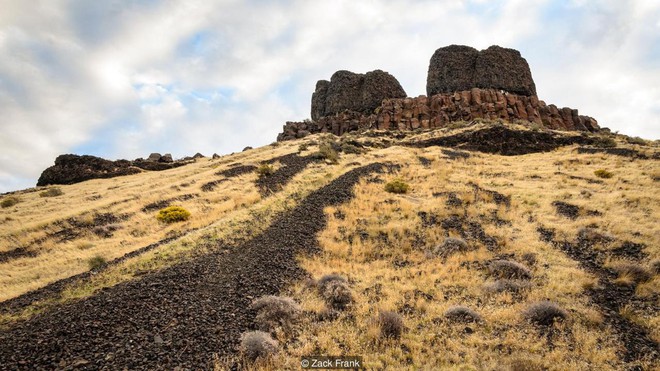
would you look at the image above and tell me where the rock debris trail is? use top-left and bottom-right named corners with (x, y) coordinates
top-left (0, 163), bottom-right (387, 370)
top-left (537, 227), bottom-right (659, 365)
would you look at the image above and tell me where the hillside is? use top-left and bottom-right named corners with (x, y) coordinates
top-left (0, 122), bottom-right (658, 369)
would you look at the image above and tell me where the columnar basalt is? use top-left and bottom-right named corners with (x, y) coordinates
top-left (276, 45), bottom-right (598, 141)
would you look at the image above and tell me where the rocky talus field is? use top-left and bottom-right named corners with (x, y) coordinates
top-left (0, 122), bottom-right (658, 370)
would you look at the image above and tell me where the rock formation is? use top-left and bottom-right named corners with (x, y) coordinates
top-left (427, 45), bottom-right (536, 96)
top-left (37, 154), bottom-right (191, 186)
top-left (277, 45), bottom-right (597, 141)
top-left (311, 70), bottom-right (407, 120)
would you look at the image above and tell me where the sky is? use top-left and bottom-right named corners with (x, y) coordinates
top-left (0, 0), bottom-right (659, 193)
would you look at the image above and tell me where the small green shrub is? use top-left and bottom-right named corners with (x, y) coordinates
top-left (384, 179), bottom-right (409, 194)
top-left (1, 196), bottom-right (20, 208)
top-left (340, 142), bottom-right (362, 154)
top-left (256, 163), bottom-right (274, 177)
top-left (87, 255), bottom-right (107, 270)
top-left (594, 169), bottom-right (613, 179)
top-left (593, 136), bottom-right (617, 148)
top-left (39, 188), bottom-right (63, 197)
top-left (626, 136), bottom-right (647, 145)
top-left (314, 142), bottom-right (339, 163)
top-left (298, 143), bottom-right (309, 152)
top-left (156, 206), bottom-right (191, 223)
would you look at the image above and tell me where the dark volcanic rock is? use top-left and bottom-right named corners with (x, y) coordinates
top-left (37, 155), bottom-right (142, 186)
top-left (37, 154), bottom-right (191, 186)
top-left (311, 70), bottom-right (406, 120)
top-left (427, 45), bottom-right (536, 96)
top-left (0, 163), bottom-right (389, 370)
top-left (426, 45), bottom-right (479, 97)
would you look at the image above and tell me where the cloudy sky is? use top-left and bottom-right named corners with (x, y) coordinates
top-left (0, 0), bottom-right (658, 192)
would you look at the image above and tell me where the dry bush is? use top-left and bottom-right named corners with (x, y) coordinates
top-left (487, 260), bottom-right (532, 280)
top-left (39, 188), bottom-right (63, 197)
top-left (523, 301), bottom-right (567, 326)
top-left (432, 237), bottom-right (471, 258)
top-left (594, 169), bottom-right (613, 179)
top-left (651, 260), bottom-right (660, 275)
top-left (256, 163), bottom-right (274, 177)
top-left (378, 311), bottom-right (404, 339)
top-left (444, 306), bottom-right (482, 323)
top-left (317, 274), bottom-right (347, 289)
top-left (613, 263), bottom-right (652, 285)
top-left (249, 295), bottom-right (301, 332)
top-left (317, 274), bottom-right (353, 310)
top-left (1, 196), bottom-right (20, 208)
top-left (240, 331), bottom-right (278, 362)
top-left (483, 279), bottom-right (531, 294)
top-left (87, 255), bottom-right (107, 270)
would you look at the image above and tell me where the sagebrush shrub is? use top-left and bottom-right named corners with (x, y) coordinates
top-left (256, 163), bottom-right (274, 177)
top-left (593, 136), bottom-right (617, 148)
top-left (487, 260), bottom-right (532, 280)
top-left (317, 275), bottom-right (352, 310)
top-left (1, 196), bottom-right (20, 208)
top-left (39, 188), bottom-right (63, 197)
top-left (523, 301), bottom-right (567, 326)
top-left (384, 179), bottom-right (409, 194)
top-left (87, 255), bottom-right (107, 270)
top-left (156, 206), bottom-right (191, 223)
top-left (239, 331), bottom-right (278, 362)
top-left (378, 311), bottom-right (404, 339)
top-left (432, 237), bottom-right (470, 258)
top-left (444, 306), bottom-right (482, 323)
top-left (249, 296), bottom-right (301, 332)
top-left (315, 142), bottom-right (339, 163)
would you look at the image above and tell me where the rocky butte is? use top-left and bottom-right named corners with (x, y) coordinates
top-left (277, 45), bottom-right (598, 141)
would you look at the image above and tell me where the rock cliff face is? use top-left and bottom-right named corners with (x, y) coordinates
top-left (278, 88), bottom-right (598, 141)
top-left (427, 45), bottom-right (536, 97)
top-left (311, 70), bottom-right (407, 120)
top-left (277, 45), bottom-right (597, 141)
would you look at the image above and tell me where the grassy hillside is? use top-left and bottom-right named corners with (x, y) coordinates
top-left (1, 122), bottom-right (658, 370)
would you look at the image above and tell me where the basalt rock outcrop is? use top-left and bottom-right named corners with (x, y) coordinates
top-left (427, 45), bottom-right (536, 97)
top-left (277, 45), bottom-right (598, 141)
top-left (311, 70), bottom-right (407, 120)
top-left (37, 154), bottom-right (191, 186)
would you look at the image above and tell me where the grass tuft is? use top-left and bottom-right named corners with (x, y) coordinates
top-left (1, 196), bottom-right (20, 208)
top-left (444, 306), bottom-right (482, 323)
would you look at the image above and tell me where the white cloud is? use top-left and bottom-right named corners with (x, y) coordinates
top-left (0, 0), bottom-right (658, 192)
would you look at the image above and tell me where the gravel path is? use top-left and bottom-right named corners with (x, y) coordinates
top-left (0, 163), bottom-right (386, 370)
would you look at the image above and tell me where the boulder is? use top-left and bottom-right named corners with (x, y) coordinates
top-left (427, 45), bottom-right (536, 96)
top-left (193, 153), bottom-right (205, 159)
top-left (311, 70), bottom-right (406, 120)
top-left (160, 153), bottom-right (173, 163)
top-left (147, 153), bottom-right (162, 162)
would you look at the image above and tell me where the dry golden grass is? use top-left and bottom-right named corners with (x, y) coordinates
top-left (244, 135), bottom-right (658, 370)
top-left (1, 124), bottom-right (658, 369)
